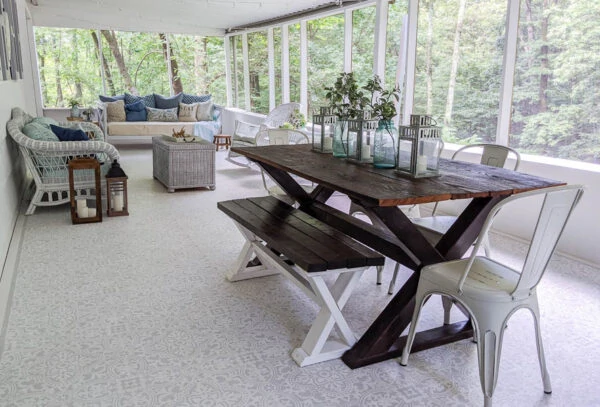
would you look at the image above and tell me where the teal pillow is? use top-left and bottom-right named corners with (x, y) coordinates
top-left (32, 117), bottom-right (59, 128)
top-left (22, 121), bottom-right (60, 142)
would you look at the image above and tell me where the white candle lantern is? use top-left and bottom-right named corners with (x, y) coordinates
top-left (106, 160), bottom-right (129, 217)
top-left (346, 110), bottom-right (378, 164)
top-left (396, 115), bottom-right (442, 178)
top-left (312, 106), bottom-right (336, 153)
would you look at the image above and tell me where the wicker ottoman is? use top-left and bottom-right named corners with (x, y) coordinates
top-left (152, 136), bottom-right (216, 192)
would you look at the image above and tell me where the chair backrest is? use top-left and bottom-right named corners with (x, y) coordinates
top-left (261, 102), bottom-right (302, 131)
top-left (452, 143), bottom-right (521, 171)
top-left (459, 185), bottom-right (584, 297)
top-left (256, 128), bottom-right (309, 146)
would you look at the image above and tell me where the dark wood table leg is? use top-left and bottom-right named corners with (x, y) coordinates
top-left (342, 196), bottom-right (507, 369)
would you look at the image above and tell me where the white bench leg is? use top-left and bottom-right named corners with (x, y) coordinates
top-left (291, 270), bottom-right (364, 367)
top-left (226, 223), bottom-right (280, 282)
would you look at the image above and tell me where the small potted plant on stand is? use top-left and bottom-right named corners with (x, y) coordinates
top-left (364, 75), bottom-right (401, 168)
top-left (68, 98), bottom-right (81, 118)
top-left (325, 72), bottom-right (368, 158)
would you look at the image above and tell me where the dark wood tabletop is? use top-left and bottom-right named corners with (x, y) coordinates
top-left (233, 144), bottom-right (566, 368)
top-left (233, 144), bottom-right (561, 207)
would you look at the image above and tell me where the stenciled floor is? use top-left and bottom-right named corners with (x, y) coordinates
top-left (0, 145), bottom-right (599, 407)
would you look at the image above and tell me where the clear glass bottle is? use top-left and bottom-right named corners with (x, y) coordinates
top-left (373, 119), bottom-right (398, 168)
top-left (333, 119), bottom-right (349, 158)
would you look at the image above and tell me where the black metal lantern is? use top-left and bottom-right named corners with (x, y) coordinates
top-left (106, 160), bottom-right (129, 216)
top-left (396, 115), bottom-right (442, 178)
top-left (68, 157), bottom-right (103, 224)
top-left (311, 106), bottom-right (336, 153)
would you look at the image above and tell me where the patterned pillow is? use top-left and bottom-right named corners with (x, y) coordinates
top-left (99, 94), bottom-right (125, 102)
top-left (22, 121), bottom-right (60, 142)
top-left (146, 107), bottom-right (178, 122)
top-left (106, 100), bottom-right (126, 122)
top-left (154, 93), bottom-right (183, 110)
top-left (196, 100), bottom-right (214, 121)
top-left (124, 93), bottom-right (156, 108)
top-left (178, 103), bottom-right (198, 122)
top-left (181, 93), bottom-right (211, 104)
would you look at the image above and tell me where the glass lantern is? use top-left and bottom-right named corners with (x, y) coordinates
top-left (106, 160), bottom-right (129, 217)
top-left (346, 110), bottom-right (378, 164)
top-left (396, 115), bottom-right (442, 178)
top-left (312, 107), bottom-right (336, 153)
top-left (68, 157), bottom-right (102, 224)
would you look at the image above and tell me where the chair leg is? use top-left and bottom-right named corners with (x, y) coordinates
top-left (26, 189), bottom-right (43, 215)
top-left (481, 233), bottom-right (492, 257)
top-left (387, 263), bottom-right (400, 295)
top-left (442, 296), bottom-right (453, 324)
top-left (473, 315), bottom-right (506, 407)
top-left (376, 265), bottom-right (383, 285)
top-left (399, 288), bottom-right (429, 366)
top-left (529, 297), bottom-right (552, 394)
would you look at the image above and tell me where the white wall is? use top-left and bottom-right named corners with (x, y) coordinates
top-left (435, 147), bottom-right (600, 266)
top-left (0, 0), bottom-right (37, 305)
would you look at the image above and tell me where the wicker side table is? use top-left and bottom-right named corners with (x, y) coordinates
top-left (152, 136), bottom-right (216, 192)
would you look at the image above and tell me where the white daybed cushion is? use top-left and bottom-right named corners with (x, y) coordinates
top-left (107, 122), bottom-right (197, 136)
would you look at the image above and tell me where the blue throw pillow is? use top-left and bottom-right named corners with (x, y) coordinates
top-left (50, 124), bottom-right (89, 141)
top-left (125, 100), bottom-right (147, 121)
top-left (154, 92), bottom-right (183, 110)
top-left (181, 93), bottom-right (211, 104)
top-left (124, 93), bottom-right (156, 108)
top-left (99, 94), bottom-right (125, 102)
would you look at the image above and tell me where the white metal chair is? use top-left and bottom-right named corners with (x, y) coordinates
top-left (226, 102), bottom-right (302, 167)
top-left (400, 184), bottom-right (584, 407)
top-left (257, 128), bottom-right (312, 204)
top-left (385, 144), bottom-right (521, 295)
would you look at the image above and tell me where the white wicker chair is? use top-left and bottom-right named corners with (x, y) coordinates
top-left (7, 107), bottom-right (120, 215)
top-left (226, 102), bottom-right (302, 167)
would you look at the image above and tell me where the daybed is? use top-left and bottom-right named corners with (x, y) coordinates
top-left (98, 92), bottom-right (222, 141)
top-left (7, 107), bottom-right (120, 215)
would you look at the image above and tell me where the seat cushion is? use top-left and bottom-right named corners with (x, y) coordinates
top-left (107, 121), bottom-right (197, 136)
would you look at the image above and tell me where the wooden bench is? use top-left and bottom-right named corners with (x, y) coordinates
top-left (218, 196), bottom-right (384, 366)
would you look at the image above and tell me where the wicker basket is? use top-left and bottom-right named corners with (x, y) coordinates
top-left (152, 136), bottom-right (216, 192)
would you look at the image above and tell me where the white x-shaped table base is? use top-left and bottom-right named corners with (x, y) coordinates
top-left (227, 223), bottom-right (367, 367)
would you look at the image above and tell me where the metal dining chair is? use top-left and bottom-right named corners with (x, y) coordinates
top-left (400, 184), bottom-right (584, 407)
top-left (386, 143), bottom-right (521, 295)
top-left (256, 128), bottom-right (313, 205)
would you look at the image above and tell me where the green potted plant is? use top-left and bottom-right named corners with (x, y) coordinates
top-left (363, 75), bottom-right (401, 168)
top-left (68, 98), bottom-right (81, 118)
top-left (324, 72), bottom-right (369, 157)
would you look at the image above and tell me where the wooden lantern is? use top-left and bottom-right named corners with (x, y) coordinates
top-left (396, 115), bottom-right (442, 178)
top-left (311, 106), bottom-right (336, 153)
top-left (68, 157), bottom-right (103, 224)
top-left (106, 160), bottom-right (129, 217)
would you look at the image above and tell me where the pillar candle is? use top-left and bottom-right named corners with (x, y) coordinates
top-left (323, 137), bottom-right (333, 150)
top-left (416, 155), bottom-right (428, 173)
top-left (113, 193), bottom-right (124, 211)
top-left (361, 144), bottom-right (371, 160)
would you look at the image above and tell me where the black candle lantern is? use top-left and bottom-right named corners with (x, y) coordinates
top-left (106, 160), bottom-right (129, 217)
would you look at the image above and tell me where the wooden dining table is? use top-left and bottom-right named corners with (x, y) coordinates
top-left (232, 144), bottom-right (565, 368)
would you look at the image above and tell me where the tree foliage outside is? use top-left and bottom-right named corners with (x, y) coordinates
top-left (33, 0), bottom-right (600, 163)
top-left (35, 27), bottom-right (226, 108)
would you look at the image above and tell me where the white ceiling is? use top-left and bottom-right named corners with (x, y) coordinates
top-left (27, 0), bottom-right (350, 36)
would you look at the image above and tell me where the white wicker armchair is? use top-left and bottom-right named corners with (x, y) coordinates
top-left (7, 107), bottom-right (120, 215)
top-left (226, 102), bottom-right (302, 167)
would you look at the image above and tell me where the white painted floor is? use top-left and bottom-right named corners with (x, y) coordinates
top-left (1, 145), bottom-right (599, 406)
